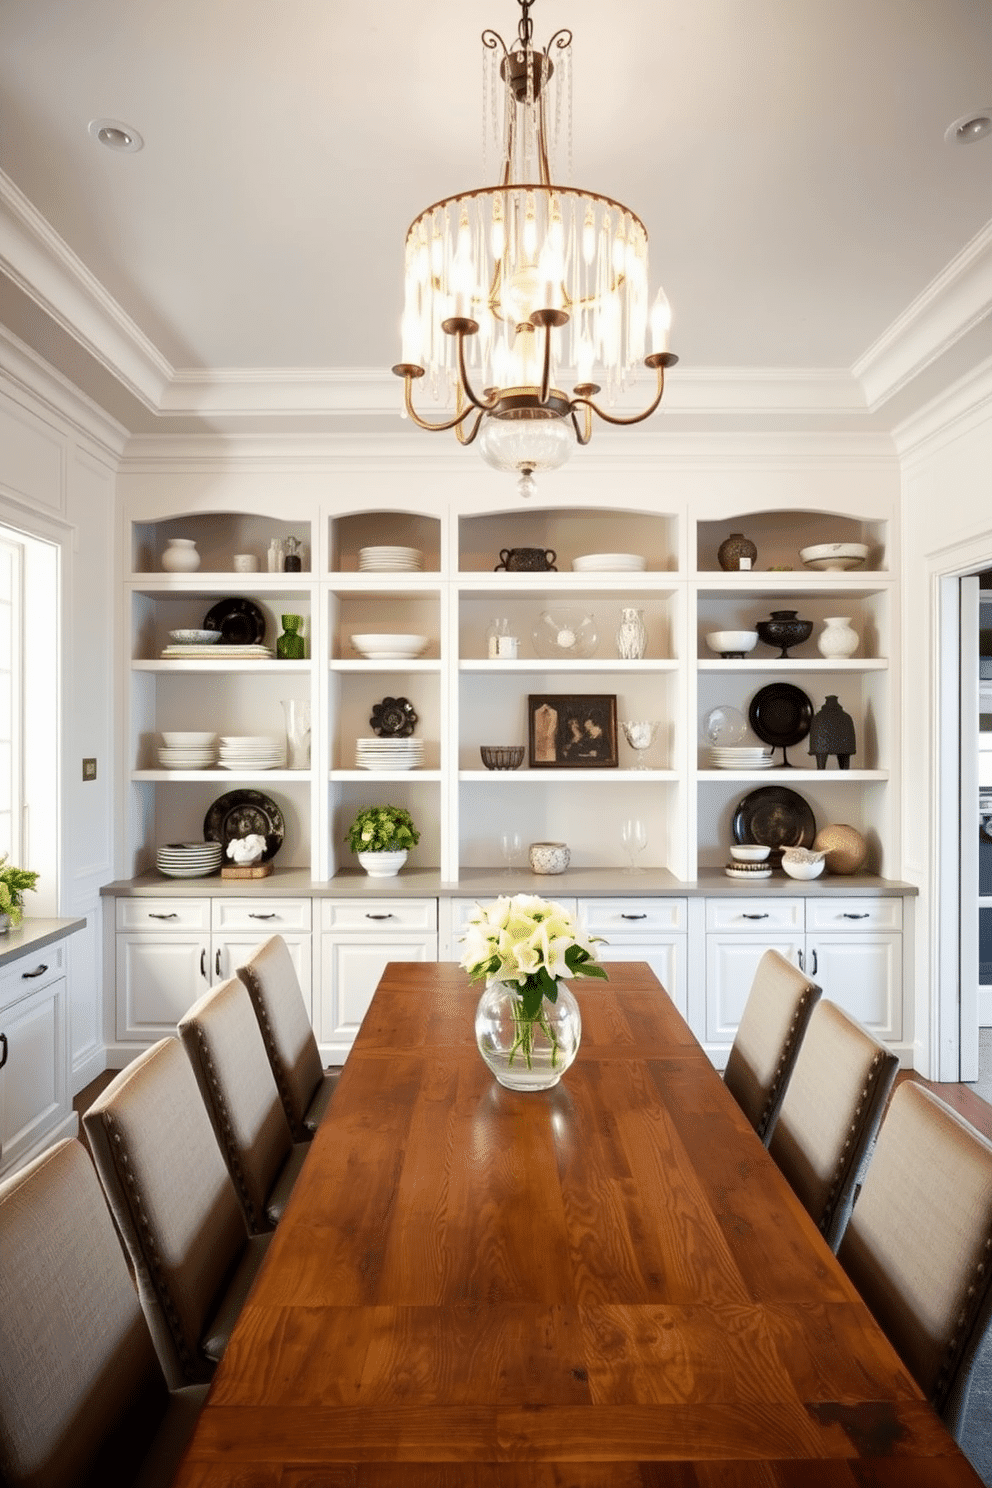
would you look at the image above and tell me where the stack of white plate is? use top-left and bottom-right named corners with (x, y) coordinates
top-left (724, 861), bottom-right (774, 880)
top-left (572, 553), bottom-right (646, 572)
top-left (709, 746), bottom-right (775, 770)
top-left (218, 735), bottom-right (286, 770)
top-left (160, 643), bottom-right (274, 660)
top-left (359, 545), bottom-right (422, 572)
top-left (355, 737), bottom-right (425, 771)
top-left (156, 841), bottom-right (223, 878)
top-left (350, 633), bottom-right (428, 660)
top-left (158, 731), bottom-right (218, 769)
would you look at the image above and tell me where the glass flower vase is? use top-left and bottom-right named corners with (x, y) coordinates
top-left (474, 979), bottom-right (581, 1091)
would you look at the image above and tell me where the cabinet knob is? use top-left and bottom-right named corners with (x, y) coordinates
top-left (249, 913), bottom-right (277, 920)
top-left (621, 913), bottom-right (647, 921)
top-left (21, 963), bottom-right (49, 979)
top-left (0, 1031), bottom-right (7, 1070)
top-left (366, 913), bottom-right (395, 921)
top-left (842, 912), bottom-right (869, 920)
top-left (742, 913), bottom-right (769, 920)
top-left (149, 912), bottom-right (178, 920)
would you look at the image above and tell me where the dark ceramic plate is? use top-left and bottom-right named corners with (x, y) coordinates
top-left (203, 790), bottom-right (284, 862)
top-left (748, 682), bottom-right (813, 748)
top-left (203, 597), bottom-right (267, 646)
top-left (370, 696), bottom-right (418, 738)
top-left (732, 786), bottom-right (816, 861)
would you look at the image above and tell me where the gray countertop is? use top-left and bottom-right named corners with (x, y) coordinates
top-left (100, 868), bottom-right (918, 899)
top-left (0, 916), bottom-right (86, 968)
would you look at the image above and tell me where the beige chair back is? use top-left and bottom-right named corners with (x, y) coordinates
top-left (723, 948), bottom-right (821, 1143)
top-left (237, 934), bottom-right (330, 1139)
top-left (768, 999), bottom-right (898, 1249)
top-left (838, 1081), bottom-right (992, 1439)
top-left (179, 976), bottom-right (299, 1234)
top-left (83, 1037), bottom-right (255, 1388)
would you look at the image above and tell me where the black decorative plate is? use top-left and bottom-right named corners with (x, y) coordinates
top-left (203, 790), bottom-right (284, 862)
top-left (203, 597), bottom-right (267, 646)
top-left (369, 696), bottom-right (418, 737)
top-left (748, 682), bottom-right (813, 765)
top-left (733, 786), bottom-right (816, 862)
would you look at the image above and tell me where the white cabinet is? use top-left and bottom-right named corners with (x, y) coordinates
top-left (0, 939), bottom-right (72, 1177)
top-left (115, 896), bottom-right (312, 1040)
top-left (578, 897), bottom-right (688, 1017)
top-left (318, 898), bottom-right (438, 1057)
top-left (704, 894), bottom-right (903, 1063)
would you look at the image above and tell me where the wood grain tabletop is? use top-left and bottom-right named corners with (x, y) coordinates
top-left (172, 961), bottom-right (983, 1486)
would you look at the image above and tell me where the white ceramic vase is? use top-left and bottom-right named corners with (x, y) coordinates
top-left (817, 616), bottom-right (859, 659)
top-left (161, 538), bottom-right (201, 573)
top-left (357, 849), bottom-right (407, 878)
top-left (616, 607), bottom-right (647, 659)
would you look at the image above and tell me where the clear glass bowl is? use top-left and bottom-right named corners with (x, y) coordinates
top-left (532, 609), bottom-right (599, 659)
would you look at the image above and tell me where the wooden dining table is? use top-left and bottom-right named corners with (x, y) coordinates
top-left (172, 961), bottom-right (984, 1486)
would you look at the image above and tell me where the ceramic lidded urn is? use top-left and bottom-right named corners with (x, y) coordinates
top-left (755, 609), bottom-right (813, 658)
top-left (717, 532), bottom-right (758, 571)
top-left (808, 695), bottom-right (857, 769)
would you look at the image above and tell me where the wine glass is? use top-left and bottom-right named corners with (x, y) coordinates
top-left (621, 719), bottom-right (660, 770)
top-left (500, 830), bottom-right (523, 876)
top-left (620, 818), bottom-right (648, 873)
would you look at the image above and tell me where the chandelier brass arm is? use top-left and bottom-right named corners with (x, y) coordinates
top-left (391, 362), bottom-right (483, 434)
top-left (570, 352), bottom-right (679, 428)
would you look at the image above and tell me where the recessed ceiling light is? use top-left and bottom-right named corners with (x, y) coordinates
top-left (88, 118), bottom-right (143, 153)
top-left (945, 111), bottom-right (992, 145)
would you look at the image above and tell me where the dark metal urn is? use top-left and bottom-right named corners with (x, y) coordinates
top-left (808, 695), bottom-right (857, 770)
top-left (755, 609), bottom-right (813, 659)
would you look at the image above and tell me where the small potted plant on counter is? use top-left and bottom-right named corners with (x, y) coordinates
top-left (347, 805), bottom-right (420, 878)
top-left (0, 856), bottom-right (39, 931)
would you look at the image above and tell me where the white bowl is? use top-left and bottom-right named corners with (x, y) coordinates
top-left (705, 631), bottom-right (759, 657)
top-left (572, 552), bottom-right (646, 571)
top-left (781, 856), bottom-right (826, 880)
top-left (350, 633), bottom-right (428, 659)
top-left (161, 731), bottom-right (217, 747)
top-left (730, 844), bottom-right (771, 862)
top-left (799, 542), bottom-right (871, 571)
top-left (167, 629), bottom-right (221, 645)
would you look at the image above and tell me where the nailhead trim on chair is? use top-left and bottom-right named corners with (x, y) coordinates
top-left (934, 1232), bottom-right (992, 1413)
top-left (239, 964), bottom-right (304, 1141)
top-left (103, 1109), bottom-right (197, 1380)
top-left (818, 1048), bottom-right (885, 1237)
top-left (756, 985), bottom-right (816, 1142)
top-left (187, 1023), bottom-right (263, 1234)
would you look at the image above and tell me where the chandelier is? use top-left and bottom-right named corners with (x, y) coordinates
top-left (392, 0), bottom-right (678, 497)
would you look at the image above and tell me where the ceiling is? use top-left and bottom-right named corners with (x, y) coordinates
top-left (2, 0), bottom-right (992, 438)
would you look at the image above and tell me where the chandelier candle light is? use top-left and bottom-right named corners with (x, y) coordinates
top-left (393, 0), bottom-right (677, 497)
top-left (461, 894), bottom-right (607, 1089)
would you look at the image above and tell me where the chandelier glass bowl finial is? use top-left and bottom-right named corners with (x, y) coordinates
top-left (392, 0), bottom-right (678, 493)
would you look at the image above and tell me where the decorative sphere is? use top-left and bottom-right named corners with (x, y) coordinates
top-left (812, 823), bottom-right (868, 874)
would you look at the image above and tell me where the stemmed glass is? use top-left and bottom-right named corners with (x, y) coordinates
top-left (620, 817), bottom-right (648, 873)
top-left (500, 830), bottom-right (523, 876)
top-left (620, 719), bottom-right (660, 770)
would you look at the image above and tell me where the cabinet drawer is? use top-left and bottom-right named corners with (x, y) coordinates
top-left (0, 941), bottom-right (67, 1005)
top-left (805, 897), bottom-right (903, 932)
top-left (705, 898), bottom-right (805, 932)
top-left (579, 897), bottom-right (687, 934)
top-left (212, 898), bottom-right (312, 933)
top-left (116, 898), bottom-right (211, 933)
top-left (321, 898), bottom-right (437, 933)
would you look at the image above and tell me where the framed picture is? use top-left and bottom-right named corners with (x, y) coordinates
top-left (528, 694), bottom-right (619, 769)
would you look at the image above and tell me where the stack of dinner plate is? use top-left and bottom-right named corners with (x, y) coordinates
top-left (156, 841), bottom-right (224, 878)
top-left (709, 746), bottom-right (775, 770)
top-left (218, 735), bottom-right (285, 770)
top-left (571, 552), bottom-right (646, 572)
top-left (157, 732), bottom-right (218, 769)
top-left (160, 642), bottom-right (274, 660)
top-left (359, 545), bottom-right (423, 572)
top-left (355, 737), bottom-right (425, 771)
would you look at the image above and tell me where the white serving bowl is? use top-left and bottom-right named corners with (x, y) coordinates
top-left (798, 542), bottom-right (871, 571)
top-left (781, 856), bottom-right (826, 880)
top-left (161, 731), bottom-right (217, 747)
top-left (168, 629), bottom-right (221, 645)
top-left (705, 630), bottom-right (759, 657)
top-left (350, 633), bottom-right (428, 659)
top-left (729, 844), bottom-right (771, 862)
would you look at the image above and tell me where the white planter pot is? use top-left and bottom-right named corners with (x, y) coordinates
top-left (357, 849), bottom-right (408, 878)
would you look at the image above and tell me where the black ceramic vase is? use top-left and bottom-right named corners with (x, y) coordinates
top-left (755, 609), bottom-right (813, 659)
top-left (808, 695), bottom-right (857, 769)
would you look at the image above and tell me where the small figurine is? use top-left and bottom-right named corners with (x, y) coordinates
top-left (808, 695), bottom-right (857, 770)
top-left (226, 833), bottom-right (267, 865)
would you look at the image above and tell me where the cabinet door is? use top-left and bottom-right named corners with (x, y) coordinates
top-left (0, 978), bottom-right (68, 1176)
top-left (320, 936), bottom-right (437, 1050)
top-left (805, 934), bottom-right (902, 1041)
top-left (595, 938), bottom-right (688, 1018)
top-left (213, 934), bottom-right (312, 1010)
top-left (117, 935), bottom-right (210, 1039)
top-left (705, 934), bottom-right (805, 1050)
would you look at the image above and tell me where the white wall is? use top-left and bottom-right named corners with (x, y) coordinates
top-left (0, 332), bottom-right (123, 1090)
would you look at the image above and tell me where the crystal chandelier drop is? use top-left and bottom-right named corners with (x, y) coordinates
top-left (392, 0), bottom-right (678, 497)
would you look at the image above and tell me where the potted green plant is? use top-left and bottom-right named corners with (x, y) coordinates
top-left (0, 856), bottom-right (39, 930)
top-left (346, 805), bottom-right (420, 878)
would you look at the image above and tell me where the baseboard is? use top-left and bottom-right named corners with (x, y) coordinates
top-left (71, 1044), bottom-right (108, 1096)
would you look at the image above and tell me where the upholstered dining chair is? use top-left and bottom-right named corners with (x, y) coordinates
top-left (0, 1138), bottom-right (208, 1488)
top-left (767, 999), bottom-right (898, 1249)
top-left (723, 947), bottom-right (821, 1144)
top-left (236, 933), bottom-right (339, 1140)
top-left (178, 976), bottom-right (310, 1234)
top-left (838, 1081), bottom-right (992, 1440)
top-left (83, 1036), bottom-right (273, 1389)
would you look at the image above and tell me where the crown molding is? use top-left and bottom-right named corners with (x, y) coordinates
top-left (0, 325), bottom-right (128, 460)
top-left (893, 354), bottom-right (992, 464)
top-left (853, 217), bottom-right (992, 410)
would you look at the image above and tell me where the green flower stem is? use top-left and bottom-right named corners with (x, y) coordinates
top-left (508, 999), bottom-right (560, 1070)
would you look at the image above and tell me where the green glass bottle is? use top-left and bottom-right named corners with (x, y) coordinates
top-left (276, 614), bottom-right (305, 660)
